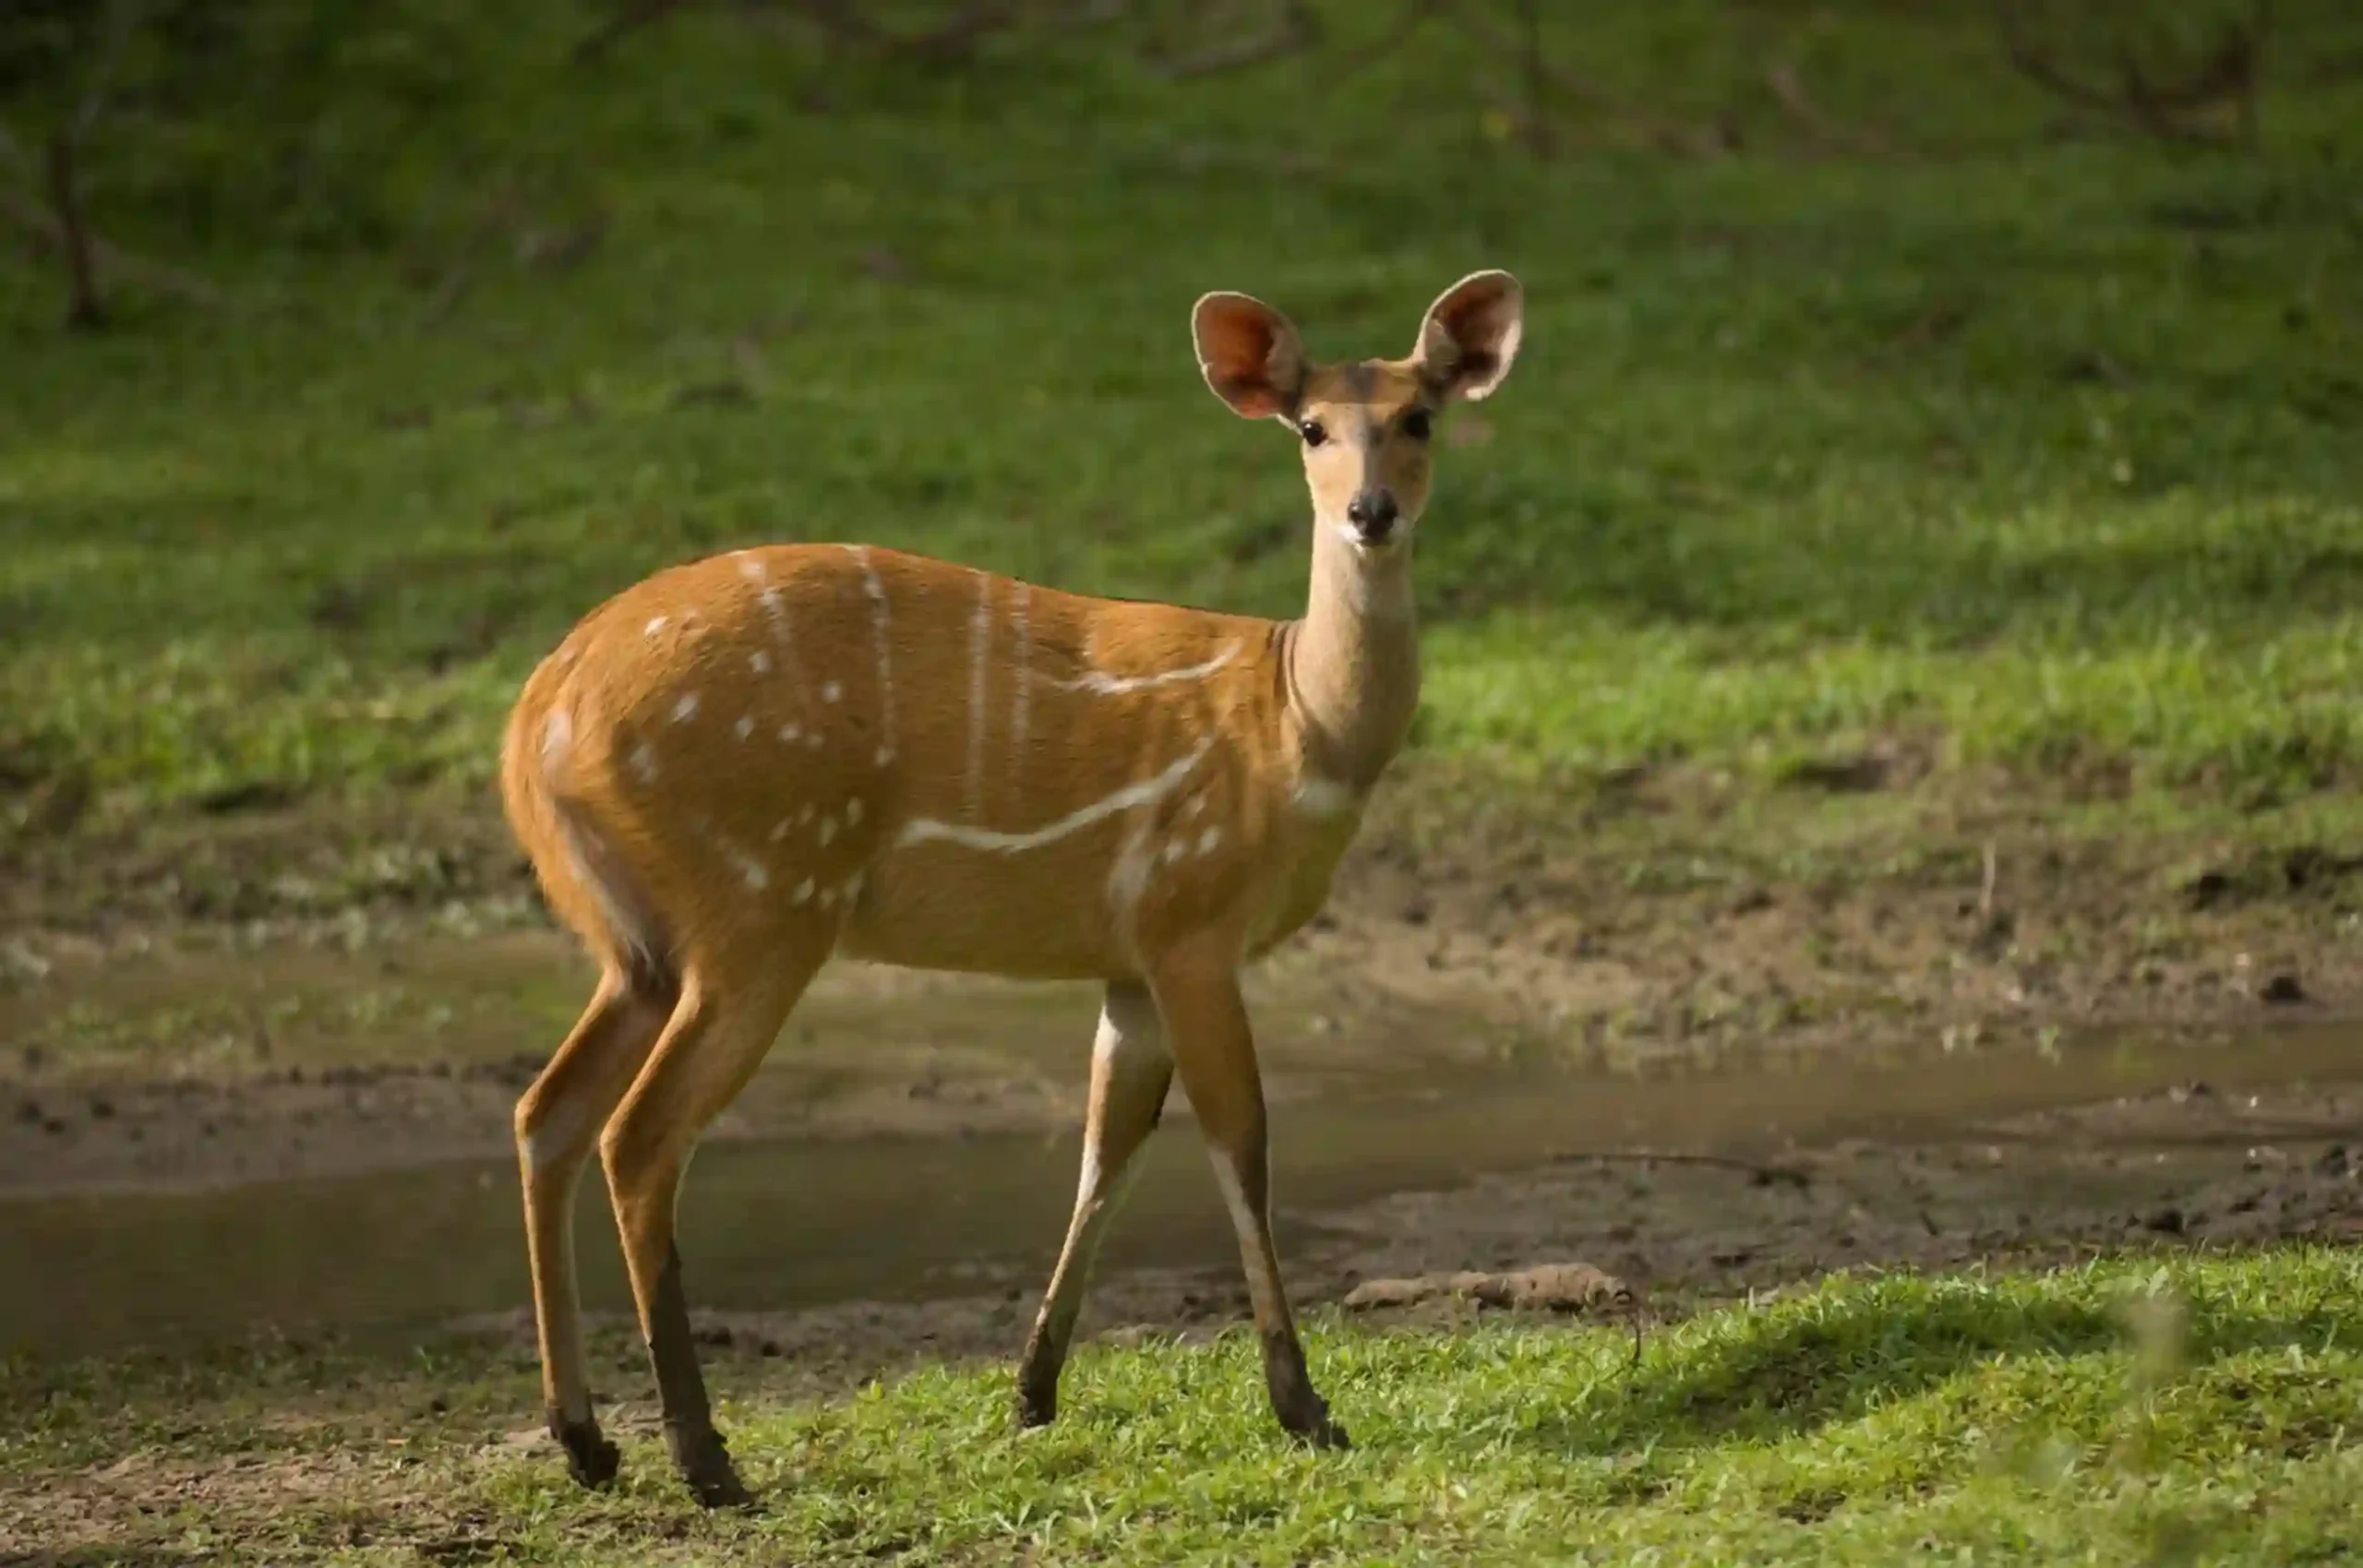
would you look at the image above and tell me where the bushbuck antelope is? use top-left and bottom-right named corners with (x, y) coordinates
top-left (500, 269), bottom-right (1524, 1504)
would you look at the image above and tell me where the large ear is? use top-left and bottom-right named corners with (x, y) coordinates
top-left (1413, 269), bottom-right (1524, 402)
top-left (1191, 291), bottom-right (1307, 421)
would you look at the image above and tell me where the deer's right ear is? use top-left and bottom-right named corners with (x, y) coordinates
top-left (1192, 292), bottom-right (1306, 421)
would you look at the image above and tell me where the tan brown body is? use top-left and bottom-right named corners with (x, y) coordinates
top-left (513, 545), bottom-right (1366, 989)
top-left (498, 270), bottom-right (1525, 1505)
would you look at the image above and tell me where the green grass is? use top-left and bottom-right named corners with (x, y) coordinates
top-left (4, 1), bottom-right (2363, 832)
top-left (9, 1248), bottom-right (2361, 1563)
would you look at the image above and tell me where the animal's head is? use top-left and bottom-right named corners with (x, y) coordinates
top-left (1190, 270), bottom-right (1523, 553)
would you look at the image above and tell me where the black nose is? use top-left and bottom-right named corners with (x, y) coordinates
top-left (1346, 489), bottom-right (1399, 542)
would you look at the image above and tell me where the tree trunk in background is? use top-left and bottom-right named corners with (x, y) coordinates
top-left (45, 129), bottom-right (104, 330)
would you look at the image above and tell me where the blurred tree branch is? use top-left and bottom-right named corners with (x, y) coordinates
top-left (576, 0), bottom-right (1023, 68)
top-left (1996, 0), bottom-right (2272, 148)
top-left (0, 0), bottom-right (219, 328)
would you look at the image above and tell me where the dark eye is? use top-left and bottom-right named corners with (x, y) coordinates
top-left (1297, 419), bottom-right (1328, 448)
top-left (1401, 408), bottom-right (1433, 441)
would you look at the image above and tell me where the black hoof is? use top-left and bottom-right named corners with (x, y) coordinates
top-left (549, 1409), bottom-right (621, 1490)
top-left (1015, 1366), bottom-right (1060, 1430)
top-left (668, 1423), bottom-right (755, 1510)
top-left (1294, 1412), bottom-right (1351, 1451)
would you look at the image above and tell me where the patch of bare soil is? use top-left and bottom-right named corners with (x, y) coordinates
top-left (6, 765), bottom-right (2361, 1199)
top-left (9, 1081), bottom-right (2357, 1565)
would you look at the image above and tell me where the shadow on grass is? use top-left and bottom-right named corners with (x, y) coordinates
top-left (1519, 1271), bottom-right (2362, 1461)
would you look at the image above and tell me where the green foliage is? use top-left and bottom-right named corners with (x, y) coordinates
top-left (2, 1), bottom-right (2362, 824)
top-left (8, 1248), bottom-right (2362, 1562)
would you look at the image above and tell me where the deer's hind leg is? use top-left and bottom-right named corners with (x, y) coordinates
top-left (515, 968), bottom-right (674, 1489)
top-left (598, 924), bottom-right (834, 1508)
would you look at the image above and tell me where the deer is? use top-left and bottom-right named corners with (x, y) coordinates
top-left (498, 269), bottom-right (1525, 1506)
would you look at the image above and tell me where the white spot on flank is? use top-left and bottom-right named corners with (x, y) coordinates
top-left (793, 878), bottom-right (814, 904)
top-left (671, 693), bottom-right (700, 724)
top-left (1196, 827), bottom-right (1223, 856)
top-left (899, 737), bottom-right (1215, 855)
top-left (798, 803), bottom-right (816, 826)
top-left (1160, 840), bottom-right (1187, 865)
top-left (822, 681), bottom-right (842, 703)
top-left (1293, 777), bottom-right (1359, 818)
top-left (734, 715), bottom-right (755, 742)
top-left (779, 723), bottom-right (802, 743)
top-left (750, 650), bottom-right (772, 676)
top-left (769, 820), bottom-right (791, 843)
top-left (818, 886), bottom-right (837, 908)
top-left (1183, 795), bottom-right (1206, 820)
top-left (644, 616), bottom-right (668, 638)
top-left (737, 553), bottom-right (768, 584)
top-left (1046, 640), bottom-right (1242, 695)
top-left (705, 829), bottom-right (769, 892)
top-left (805, 731), bottom-right (823, 749)
top-left (819, 815), bottom-right (838, 845)
top-left (875, 745), bottom-right (894, 767)
top-left (845, 798), bottom-right (864, 825)
top-left (630, 744), bottom-right (658, 785)
top-left (540, 709), bottom-right (571, 764)
top-left (842, 870), bottom-right (866, 904)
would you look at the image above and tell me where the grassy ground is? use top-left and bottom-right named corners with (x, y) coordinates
top-left (4, 1), bottom-right (2363, 839)
top-left (6, 1247), bottom-right (2360, 1564)
top-left (6, 12), bottom-right (2363, 1562)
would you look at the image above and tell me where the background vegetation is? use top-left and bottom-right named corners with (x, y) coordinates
top-left (3, 0), bottom-right (2359, 841)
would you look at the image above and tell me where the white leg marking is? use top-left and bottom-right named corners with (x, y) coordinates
top-left (964, 571), bottom-right (992, 823)
top-left (1047, 640), bottom-right (1242, 695)
top-left (897, 737), bottom-right (1215, 854)
top-left (671, 693), bottom-right (700, 724)
top-left (1208, 1149), bottom-right (1280, 1323)
top-left (848, 545), bottom-right (898, 765)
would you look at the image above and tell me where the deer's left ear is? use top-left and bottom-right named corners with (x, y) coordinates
top-left (1413, 269), bottom-right (1524, 403)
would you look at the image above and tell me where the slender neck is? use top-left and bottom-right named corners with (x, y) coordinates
top-left (1284, 518), bottom-right (1421, 791)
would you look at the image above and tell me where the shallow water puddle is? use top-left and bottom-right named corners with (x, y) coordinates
top-left (5, 999), bottom-right (2360, 1359)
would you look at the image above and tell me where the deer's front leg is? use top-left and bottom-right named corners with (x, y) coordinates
top-left (1149, 946), bottom-right (1348, 1450)
top-left (1016, 980), bottom-right (1172, 1428)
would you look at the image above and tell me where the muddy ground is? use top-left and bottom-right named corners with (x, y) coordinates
top-left (5, 772), bottom-right (2363, 1563)
top-left (3, 764), bottom-right (2361, 1362)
